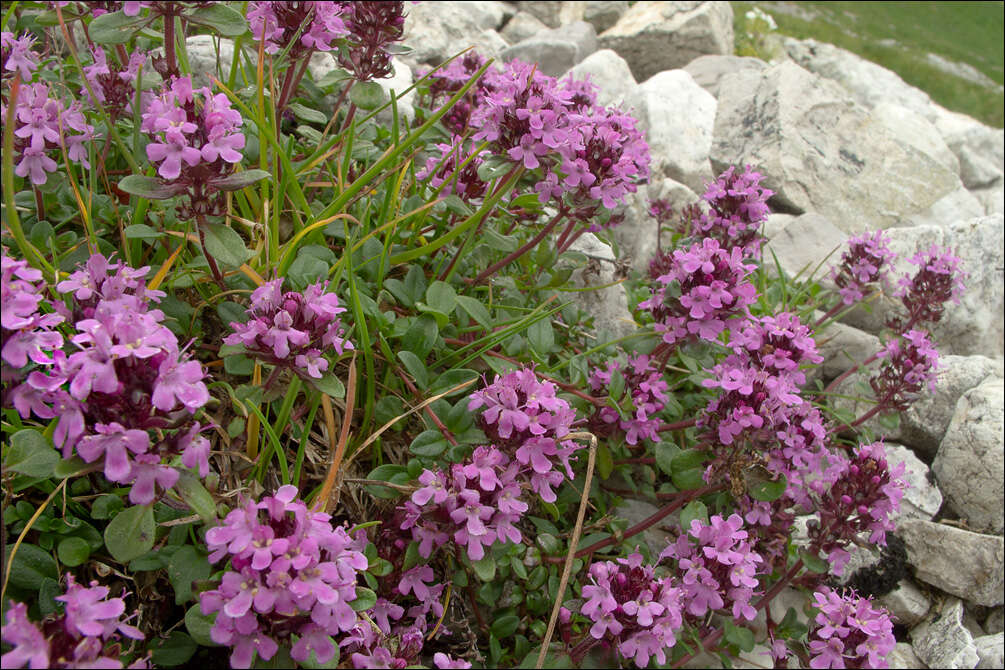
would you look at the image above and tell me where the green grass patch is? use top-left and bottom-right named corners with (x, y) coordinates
top-left (733, 1), bottom-right (1005, 128)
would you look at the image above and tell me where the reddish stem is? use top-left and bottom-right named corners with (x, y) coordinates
top-left (396, 369), bottom-right (457, 446)
top-left (469, 209), bottom-right (567, 286)
top-left (659, 418), bottom-right (697, 432)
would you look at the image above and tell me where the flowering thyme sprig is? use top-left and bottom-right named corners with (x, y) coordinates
top-left (807, 587), bottom-right (896, 668)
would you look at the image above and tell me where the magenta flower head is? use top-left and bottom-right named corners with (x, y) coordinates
top-left (870, 329), bottom-right (940, 412)
top-left (416, 139), bottom-right (490, 202)
top-left (893, 243), bottom-right (967, 329)
top-left (1, 249), bottom-right (64, 371)
top-left (830, 230), bottom-right (896, 306)
top-left (588, 354), bottom-right (668, 446)
top-left (81, 45), bottom-right (147, 120)
top-left (201, 485), bottom-right (368, 668)
top-left (247, 1), bottom-right (348, 58)
top-left (807, 588), bottom-right (896, 669)
top-left (2, 574), bottom-right (146, 669)
top-left (692, 165), bottom-right (773, 256)
top-left (577, 552), bottom-right (684, 668)
top-left (223, 277), bottom-right (353, 381)
top-left (639, 238), bottom-right (758, 347)
top-left (337, 1), bottom-right (407, 82)
top-left (1, 31), bottom-right (40, 80)
top-left (9, 253), bottom-right (211, 504)
top-left (468, 367), bottom-right (582, 502)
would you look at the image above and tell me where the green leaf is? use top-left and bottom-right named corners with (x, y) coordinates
top-left (670, 449), bottom-right (706, 473)
top-left (39, 577), bottom-right (61, 616)
top-left (723, 620), bottom-right (756, 653)
top-left (174, 470), bottom-right (217, 525)
top-left (210, 169), bottom-right (271, 192)
top-left (90, 494), bottom-right (124, 520)
top-left (311, 372), bottom-right (346, 398)
top-left (471, 555), bottom-right (496, 581)
top-left (124, 223), bottom-right (163, 240)
top-left (491, 614), bottom-right (520, 639)
top-left (57, 536), bottom-right (91, 567)
top-left (402, 541), bottom-right (421, 572)
top-left (456, 295), bottom-right (492, 329)
top-left (527, 318), bottom-right (555, 356)
top-left (596, 443), bottom-right (613, 480)
top-left (425, 280), bottom-right (457, 315)
top-left (536, 533), bottom-right (561, 555)
top-left (4, 542), bottom-right (58, 590)
top-left (4, 429), bottom-right (59, 478)
top-left (679, 500), bottom-right (708, 529)
top-left (202, 222), bottom-right (253, 267)
top-left (800, 550), bottom-right (831, 574)
top-left (53, 456), bottom-right (89, 479)
top-left (104, 505), bottom-right (155, 563)
top-left (349, 81), bottom-right (386, 109)
top-left (350, 586), bottom-right (378, 612)
top-left (88, 10), bottom-right (149, 44)
top-left (186, 3), bottom-right (248, 36)
top-left (409, 430), bottom-right (448, 457)
top-left (396, 350), bottom-right (429, 387)
top-left (510, 556), bottom-right (528, 580)
top-left (671, 467), bottom-right (705, 491)
top-left (654, 441), bottom-right (679, 477)
top-left (117, 175), bottom-right (183, 200)
top-left (151, 631), bottom-right (198, 667)
top-left (168, 546), bottom-right (212, 605)
top-left (185, 605), bottom-right (220, 647)
top-left (429, 369), bottom-right (478, 397)
top-left (364, 464), bottom-right (408, 499)
top-left (403, 315), bottom-right (438, 359)
top-left (289, 102), bottom-right (328, 125)
top-left (748, 472), bottom-right (787, 502)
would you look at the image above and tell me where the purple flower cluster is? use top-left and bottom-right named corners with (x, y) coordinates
top-left (468, 367), bottom-right (582, 502)
top-left (805, 442), bottom-right (905, 576)
top-left (8, 253), bottom-right (211, 504)
top-left (82, 45), bottom-right (147, 119)
top-left (140, 76), bottom-right (245, 182)
top-left (223, 277), bottom-right (353, 379)
top-left (894, 244), bottom-right (966, 328)
top-left (2, 46), bottom-right (96, 185)
top-left (247, 1), bottom-right (349, 59)
top-left (579, 553), bottom-right (684, 668)
top-left (588, 354), bottom-right (669, 446)
top-left (2, 574), bottom-right (145, 669)
top-left (337, 1), bottom-right (407, 82)
top-left (830, 230), bottom-right (896, 306)
top-left (415, 139), bottom-right (490, 203)
top-left (870, 329), bottom-right (940, 413)
top-left (1, 251), bottom-right (63, 371)
top-left (401, 445), bottom-right (528, 561)
top-left (639, 237), bottom-right (758, 346)
top-left (691, 165), bottom-right (774, 255)
top-left (729, 312), bottom-right (823, 387)
top-left (807, 588), bottom-right (896, 669)
top-left (660, 514), bottom-right (764, 622)
top-left (200, 485), bottom-right (368, 668)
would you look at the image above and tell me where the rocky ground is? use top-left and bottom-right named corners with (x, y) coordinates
top-left (186, 2), bottom-right (1005, 667)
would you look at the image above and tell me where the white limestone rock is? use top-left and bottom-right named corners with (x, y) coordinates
top-left (402, 1), bottom-right (506, 65)
top-left (599, 1), bottom-right (734, 83)
top-left (500, 21), bottom-right (598, 77)
top-left (898, 519), bottom-right (1005, 607)
top-left (878, 579), bottom-right (931, 628)
top-left (933, 377), bottom-right (1005, 535)
top-left (518, 1), bottom-right (586, 28)
top-left (871, 102), bottom-right (960, 176)
top-left (562, 233), bottom-right (636, 341)
top-left (762, 212), bottom-right (848, 282)
top-left (610, 178), bottom-right (700, 274)
top-left (583, 1), bottom-right (628, 34)
top-left (884, 444), bottom-right (943, 523)
top-left (566, 49), bottom-right (637, 107)
top-left (975, 633), bottom-right (1005, 670)
top-left (623, 69), bottom-right (716, 193)
top-left (682, 54), bottom-right (767, 99)
top-left (888, 642), bottom-right (928, 669)
top-left (912, 597), bottom-right (981, 669)
top-left (500, 11), bottom-right (548, 44)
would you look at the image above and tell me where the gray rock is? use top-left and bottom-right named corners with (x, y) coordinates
top-left (904, 186), bottom-right (986, 230)
top-left (711, 61), bottom-right (960, 234)
top-left (973, 184), bottom-right (1005, 216)
top-left (563, 233), bottom-right (636, 340)
top-left (610, 178), bottom-right (700, 274)
top-left (783, 38), bottom-right (933, 116)
top-left (613, 498), bottom-right (674, 556)
top-left (957, 147), bottom-right (1003, 190)
top-left (402, 1), bottom-right (506, 65)
top-left (183, 35), bottom-right (237, 89)
top-left (871, 102), bottom-right (960, 176)
top-left (888, 642), bottom-right (928, 669)
top-left (500, 11), bottom-right (548, 44)
top-left (599, 1), bottom-right (734, 83)
top-left (762, 212), bottom-right (848, 281)
top-left (912, 597), bottom-right (980, 669)
top-left (566, 49), bottom-right (637, 107)
top-left (933, 377), bottom-right (1005, 534)
top-left (885, 444), bottom-right (943, 522)
top-left (900, 355), bottom-right (1003, 458)
top-left (519, 1), bottom-right (586, 28)
top-left (683, 54), bottom-right (767, 99)
top-left (501, 21), bottom-right (597, 77)
top-left (623, 69), bottom-right (716, 192)
top-left (975, 633), bottom-right (1005, 669)
top-left (840, 215), bottom-right (1005, 359)
top-left (985, 608), bottom-right (1004, 635)
top-left (930, 106), bottom-right (1005, 187)
top-left (584, 1), bottom-right (628, 33)
top-left (469, 30), bottom-right (510, 62)
top-left (878, 579), bottom-right (931, 628)
top-left (898, 519), bottom-right (1005, 607)
top-left (762, 212), bottom-right (795, 240)
top-left (812, 315), bottom-right (881, 382)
